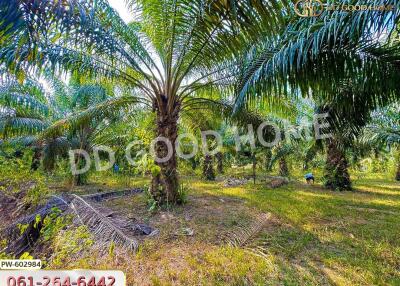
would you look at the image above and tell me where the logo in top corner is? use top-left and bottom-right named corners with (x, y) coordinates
top-left (294, 0), bottom-right (324, 17)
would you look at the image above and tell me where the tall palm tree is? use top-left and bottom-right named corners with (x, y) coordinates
top-left (0, 0), bottom-right (288, 203)
top-left (234, 2), bottom-right (400, 190)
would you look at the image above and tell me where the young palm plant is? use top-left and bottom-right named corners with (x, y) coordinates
top-left (39, 79), bottom-right (116, 184)
top-left (0, 72), bottom-right (115, 184)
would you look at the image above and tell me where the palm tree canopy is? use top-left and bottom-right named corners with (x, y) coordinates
top-left (0, 75), bottom-right (50, 138)
top-left (0, 0), bottom-right (290, 111)
top-left (235, 1), bottom-right (400, 118)
top-left (361, 104), bottom-right (400, 147)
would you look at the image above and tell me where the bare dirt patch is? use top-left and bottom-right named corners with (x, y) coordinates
top-left (103, 192), bottom-right (267, 245)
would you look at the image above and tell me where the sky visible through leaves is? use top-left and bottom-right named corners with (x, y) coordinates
top-left (108, 0), bottom-right (134, 23)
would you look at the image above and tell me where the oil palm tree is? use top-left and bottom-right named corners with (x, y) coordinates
top-left (179, 108), bottom-right (218, 180)
top-left (0, 71), bottom-right (114, 184)
top-left (234, 2), bottom-right (400, 190)
top-left (0, 73), bottom-right (74, 171)
top-left (38, 78), bottom-right (117, 184)
top-left (0, 0), bottom-right (288, 203)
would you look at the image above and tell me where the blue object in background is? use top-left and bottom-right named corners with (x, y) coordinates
top-left (113, 163), bottom-right (120, 173)
top-left (305, 173), bottom-right (314, 179)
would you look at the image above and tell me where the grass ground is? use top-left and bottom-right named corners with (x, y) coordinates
top-left (44, 172), bottom-right (400, 286)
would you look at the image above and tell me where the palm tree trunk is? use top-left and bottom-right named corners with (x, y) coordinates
top-left (43, 142), bottom-right (56, 173)
top-left (73, 157), bottom-right (88, 186)
top-left (252, 154), bottom-right (256, 184)
top-left (73, 130), bottom-right (90, 186)
top-left (279, 157), bottom-right (289, 177)
top-left (31, 147), bottom-right (41, 170)
top-left (265, 149), bottom-right (272, 172)
top-left (150, 96), bottom-right (180, 204)
top-left (203, 154), bottom-right (215, 180)
top-left (372, 148), bottom-right (380, 172)
top-left (396, 150), bottom-right (400, 181)
top-left (215, 152), bottom-right (224, 174)
top-left (190, 158), bottom-right (198, 170)
top-left (324, 139), bottom-right (352, 191)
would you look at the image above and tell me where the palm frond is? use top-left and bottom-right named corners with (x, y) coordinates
top-left (360, 104), bottom-right (400, 147)
top-left (40, 96), bottom-right (142, 139)
top-left (69, 194), bottom-right (139, 252)
top-left (235, 2), bottom-right (400, 112)
top-left (82, 188), bottom-right (143, 202)
top-left (269, 144), bottom-right (295, 170)
top-left (0, 117), bottom-right (48, 138)
top-left (7, 135), bottom-right (39, 147)
top-left (0, 88), bottom-right (49, 118)
top-left (227, 213), bottom-right (271, 247)
top-left (0, 0), bottom-right (26, 45)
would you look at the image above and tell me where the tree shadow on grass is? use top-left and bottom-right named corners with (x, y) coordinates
top-left (232, 179), bottom-right (400, 282)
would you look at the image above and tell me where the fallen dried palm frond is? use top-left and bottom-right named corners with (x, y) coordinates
top-left (70, 194), bottom-right (139, 252)
top-left (227, 213), bottom-right (271, 247)
top-left (82, 188), bottom-right (143, 202)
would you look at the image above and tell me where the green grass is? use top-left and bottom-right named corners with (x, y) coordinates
top-left (203, 176), bottom-right (400, 285)
top-left (38, 171), bottom-right (400, 285)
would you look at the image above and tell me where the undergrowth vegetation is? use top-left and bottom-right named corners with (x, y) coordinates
top-left (2, 170), bottom-right (395, 285)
